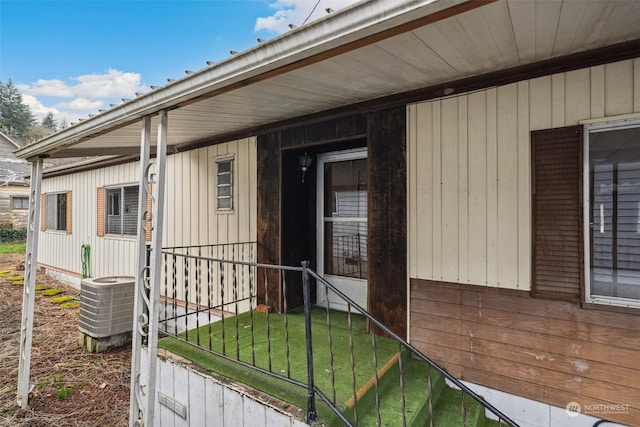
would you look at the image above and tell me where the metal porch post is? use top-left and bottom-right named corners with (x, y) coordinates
top-left (17, 159), bottom-right (43, 408)
top-left (130, 111), bottom-right (168, 426)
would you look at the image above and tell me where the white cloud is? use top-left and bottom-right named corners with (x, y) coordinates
top-left (19, 69), bottom-right (145, 99)
top-left (21, 94), bottom-right (84, 125)
top-left (55, 98), bottom-right (104, 111)
top-left (255, 0), bottom-right (361, 34)
top-left (16, 69), bottom-right (146, 127)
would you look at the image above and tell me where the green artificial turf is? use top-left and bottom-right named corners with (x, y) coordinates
top-left (159, 307), bottom-right (496, 426)
top-left (159, 307), bottom-right (399, 424)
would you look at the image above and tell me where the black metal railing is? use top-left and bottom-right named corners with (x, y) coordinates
top-left (157, 244), bottom-right (519, 427)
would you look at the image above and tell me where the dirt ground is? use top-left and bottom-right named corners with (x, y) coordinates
top-left (0, 252), bottom-right (130, 427)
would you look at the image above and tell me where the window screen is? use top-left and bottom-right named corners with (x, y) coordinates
top-left (106, 185), bottom-right (139, 236)
top-left (45, 193), bottom-right (67, 231)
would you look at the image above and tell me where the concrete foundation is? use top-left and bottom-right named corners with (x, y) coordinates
top-left (78, 331), bottom-right (132, 353)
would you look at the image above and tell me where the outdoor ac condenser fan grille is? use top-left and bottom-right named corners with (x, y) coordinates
top-left (79, 276), bottom-right (135, 338)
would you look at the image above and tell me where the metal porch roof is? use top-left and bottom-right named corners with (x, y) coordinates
top-left (15, 0), bottom-right (640, 159)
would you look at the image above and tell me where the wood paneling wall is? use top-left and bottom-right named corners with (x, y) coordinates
top-left (407, 58), bottom-right (640, 290)
top-left (410, 279), bottom-right (640, 425)
top-left (368, 108), bottom-right (407, 337)
top-left (39, 138), bottom-right (257, 279)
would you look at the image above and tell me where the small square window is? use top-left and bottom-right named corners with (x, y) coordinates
top-left (12, 196), bottom-right (29, 210)
top-left (216, 158), bottom-right (233, 211)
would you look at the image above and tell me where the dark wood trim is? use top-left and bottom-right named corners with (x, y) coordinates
top-left (367, 107), bottom-right (407, 338)
top-left (175, 40), bottom-right (640, 153)
top-left (280, 134), bottom-right (368, 151)
top-left (411, 277), bottom-right (530, 298)
top-left (256, 132), bottom-right (283, 310)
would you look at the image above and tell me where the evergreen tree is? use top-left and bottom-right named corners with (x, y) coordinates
top-left (0, 79), bottom-right (36, 143)
top-left (41, 111), bottom-right (58, 131)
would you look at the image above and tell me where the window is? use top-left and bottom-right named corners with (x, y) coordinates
top-left (585, 120), bottom-right (640, 307)
top-left (45, 193), bottom-right (68, 231)
top-left (216, 158), bottom-right (233, 211)
top-left (12, 196), bottom-right (29, 210)
top-left (105, 185), bottom-right (139, 236)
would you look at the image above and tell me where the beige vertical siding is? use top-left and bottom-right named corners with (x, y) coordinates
top-left (39, 138), bottom-right (257, 279)
top-left (408, 59), bottom-right (640, 290)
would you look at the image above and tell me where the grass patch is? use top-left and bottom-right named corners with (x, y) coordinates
top-left (6, 275), bottom-right (23, 281)
top-left (35, 285), bottom-right (48, 291)
top-left (42, 289), bottom-right (64, 296)
top-left (51, 295), bottom-right (75, 304)
top-left (0, 242), bottom-right (26, 254)
top-left (60, 301), bottom-right (80, 309)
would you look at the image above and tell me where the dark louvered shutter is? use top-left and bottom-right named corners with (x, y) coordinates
top-left (531, 125), bottom-right (583, 301)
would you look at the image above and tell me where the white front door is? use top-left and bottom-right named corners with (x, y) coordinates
top-left (316, 148), bottom-right (368, 311)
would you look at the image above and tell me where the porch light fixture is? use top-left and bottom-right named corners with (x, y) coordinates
top-left (298, 152), bottom-right (313, 183)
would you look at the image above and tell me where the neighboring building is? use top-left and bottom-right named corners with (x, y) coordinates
top-left (16, 1), bottom-right (640, 425)
top-left (0, 131), bottom-right (30, 229)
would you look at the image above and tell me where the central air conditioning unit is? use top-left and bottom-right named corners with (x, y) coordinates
top-left (79, 276), bottom-right (136, 350)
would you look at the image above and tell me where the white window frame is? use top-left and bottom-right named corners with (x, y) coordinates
top-left (105, 184), bottom-right (138, 237)
top-left (216, 156), bottom-right (234, 212)
top-left (584, 118), bottom-right (640, 309)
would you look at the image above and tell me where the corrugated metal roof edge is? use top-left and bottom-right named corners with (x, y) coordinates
top-left (15, 0), bottom-right (472, 160)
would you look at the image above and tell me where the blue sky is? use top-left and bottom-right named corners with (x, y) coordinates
top-left (0, 0), bottom-right (359, 125)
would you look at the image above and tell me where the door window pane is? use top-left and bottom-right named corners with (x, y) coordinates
top-left (324, 221), bottom-right (368, 279)
top-left (323, 157), bottom-right (367, 279)
top-left (324, 159), bottom-right (367, 218)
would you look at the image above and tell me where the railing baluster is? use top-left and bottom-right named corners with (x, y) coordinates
top-left (325, 283), bottom-right (336, 404)
top-left (249, 254), bottom-right (256, 366)
top-left (220, 259), bottom-right (225, 356)
top-left (234, 262), bottom-right (239, 361)
top-left (172, 252), bottom-right (177, 336)
top-left (348, 303), bottom-right (358, 426)
top-left (462, 389), bottom-right (467, 427)
top-left (184, 248), bottom-right (190, 341)
top-left (196, 250), bottom-right (201, 347)
top-left (264, 267), bottom-right (272, 372)
top-left (162, 252), bottom-right (168, 333)
top-left (371, 334), bottom-right (381, 427)
top-left (282, 270), bottom-right (290, 379)
top-left (428, 365), bottom-right (434, 427)
top-left (398, 342), bottom-right (406, 427)
top-left (207, 257), bottom-right (213, 351)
